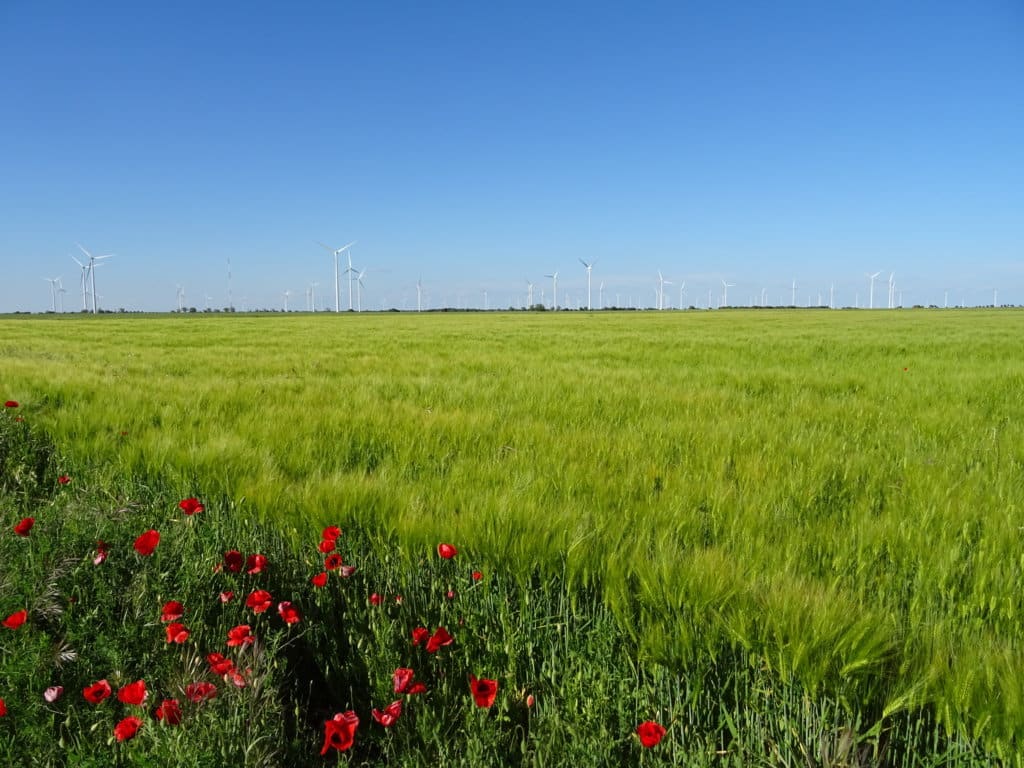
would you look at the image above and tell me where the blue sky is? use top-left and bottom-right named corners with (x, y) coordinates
top-left (2, 1), bottom-right (1021, 311)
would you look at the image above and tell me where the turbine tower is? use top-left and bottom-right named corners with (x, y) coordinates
top-left (526, 280), bottom-right (534, 308)
top-left (721, 279), bottom-right (735, 308)
top-left (657, 271), bottom-right (672, 310)
top-left (579, 258), bottom-right (596, 310)
top-left (544, 272), bottom-right (559, 310)
top-left (283, 290), bottom-right (292, 312)
top-left (77, 244), bottom-right (112, 314)
top-left (866, 271), bottom-right (881, 309)
top-left (318, 241), bottom-right (355, 312)
top-left (43, 276), bottom-right (61, 312)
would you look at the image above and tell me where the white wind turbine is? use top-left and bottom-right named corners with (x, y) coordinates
top-left (791, 280), bottom-right (797, 306)
top-left (721, 279), bottom-right (735, 308)
top-left (526, 280), bottom-right (534, 308)
top-left (43, 276), bottom-right (61, 312)
top-left (310, 282), bottom-right (319, 313)
top-left (282, 290), bottom-right (292, 312)
top-left (544, 272), bottom-right (559, 310)
top-left (599, 281), bottom-right (605, 309)
top-left (70, 255), bottom-right (91, 311)
top-left (318, 241), bottom-right (355, 312)
top-left (176, 285), bottom-right (185, 313)
top-left (579, 258), bottom-right (597, 310)
top-left (76, 244), bottom-right (112, 314)
top-left (355, 269), bottom-right (366, 312)
top-left (887, 273), bottom-right (896, 309)
top-left (56, 279), bottom-right (67, 313)
top-left (678, 281), bottom-right (686, 309)
top-left (416, 279), bottom-right (423, 312)
top-left (866, 271), bottom-right (881, 309)
top-left (657, 271), bottom-right (672, 310)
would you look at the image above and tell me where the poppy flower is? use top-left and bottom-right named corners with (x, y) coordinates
top-left (114, 716), bottom-right (143, 742)
top-left (318, 539), bottom-right (335, 554)
top-left (83, 679), bottom-right (112, 704)
top-left (155, 698), bottom-right (182, 725)
top-left (4, 400), bottom-right (18, 408)
top-left (472, 570), bottom-right (483, 581)
top-left (393, 668), bottom-right (414, 694)
top-left (636, 720), bottom-right (666, 748)
top-left (322, 525), bottom-right (342, 541)
top-left (227, 624), bottom-right (254, 647)
top-left (425, 626), bottom-right (453, 653)
top-left (411, 627), bottom-right (429, 646)
top-left (185, 681), bottom-right (217, 703)
top-left (94, 541), bottom-right (108, 565)
top-left (178, 497), bottom-right (204, 515)
top-left (407, 681), bottom-right (428, 695)
top-left (133, 529), bottom-right (160, 556)
top-left (369, 593), bottom-right (382, 606)
top-left (372, 700), bottom-right (402, 727)
top-left (223, 550), bottom-right (243, 572)
top-left (320, 710), bottom-right (359, 755)
top-left (437, 543), bottom-right (458, 559)
top-left (219, 590), bottom-right (235, 603)
top-left (245, 553), bottom-right (268, 574)
top-left (277, 601), bottom-right (301, 625)
top-left (446, 590), bottom-right (456, 600)
top-left (229, 670), bottom-right (248, 688)
top-left (117, 680), bottom-right (148, 706)
top-left (324, 553), bottom-right (343, 570)
top-left (0, 698), bottom-right (6, 716)
top-left (165, 622), bottom-right (190, 644)
top-left (44, 686), bottom-right (64, 703)
top-left (311, 572), bottom-right (328, 587)
top-left (160, 600), bottom-right (184, 622)
top-left (3, 609), bottom-right (28, 630)
top-left (57, 475), bottom-right (71, 485)
top-left (13, 517), bottom-right (34, 536)
top-left (526, 694), bottom-right (535, 708)
top-left (469, 674), bottom-right (498, 708)
top-left (207, 652), bottom-right (235, 676)
top-left (245, 589), bottom-right (273, 613)
top-left (394, 594), bottom-right (403, 604)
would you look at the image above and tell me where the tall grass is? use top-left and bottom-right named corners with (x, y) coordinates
top-left (2, 309), bottom-right (1023, 757)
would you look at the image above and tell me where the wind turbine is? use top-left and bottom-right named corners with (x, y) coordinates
top-left (176, 285), bottom-right (185, 313)
top-left (355, 269), bottom-right (366, 312)
top-left (888, 273), bottom-right (896, 309)
top-left (318, 241), bottom-right (355, 312)
top-left (829, 283), bottom-right (835, 310)
top-left (282, 290), bottom-right (292, 312)
top-left (721, 279), bottom-right (735, 308)
top-left (56, 280), bottom-right (67, 313)
top-left (310, 282), bottom-right (319, 313)
top-left (43, 276), bottom-right (61, 312)
top-left (791, 280), bottom-right (796, 306)
top-left (544, 272), bottom-right (559, 310)
top-left (579, 258), bottom-right (597, 310)
top-left (599, 281), bottom-right (605, 309)
top-left (866, 271), bottom-right (881, 309)
top-left (526, 280), bottom-right (534, 308)
top-left (678, 281), bottom-right (686, 309)
top-left (71, 255), bottom-right (91, 311)
top-left (416, 279), bottom-right (423, 312)
top-left (657, 271), bottom-right (672, 310)
top-left (77, 244), bottom-right (112, 314)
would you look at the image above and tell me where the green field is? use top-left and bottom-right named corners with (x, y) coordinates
top-left (2, 309), bottom-right (1023, 763)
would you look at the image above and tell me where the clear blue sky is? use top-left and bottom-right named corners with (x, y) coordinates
top-left (2, 0), bottom-right (1021, 311)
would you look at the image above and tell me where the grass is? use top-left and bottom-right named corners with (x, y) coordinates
top-left (1, 308), bottom-right (1023, 761)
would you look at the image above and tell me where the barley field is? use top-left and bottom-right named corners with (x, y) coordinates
top-left (2, 309), bottom-right (1023, 763)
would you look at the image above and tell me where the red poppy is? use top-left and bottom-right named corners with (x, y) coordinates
top-left (13, 517), bottom-right (34, 537)
top-left (94, 541), bottom-right (108, 565)
top-left (446, 590), bottom-right (456, 600)
top-left (4, 400), bottom-right (18, 408)
top-left (320, 710), bottom-right (359, 755)
top-left (223, 550), bottom-right (243, 573)
top-left (207, 652), bottom-right (235, 676)
top-left (58, 474), bottom-right (71, 485)
top-left (155, 698), bottom-right (182, 725)
top-left (372, 700), bottom-right (402, 727)
top-left (117, 680), bottom-right (148, 706)
top-left (407, 681), bottom-right (428, 695)
top-left (469, 674), bottom-right (498, 708)
top-left (165, 622), bottom-right (190, 644)
top-left (160, 600), bottom-right (184, 622)
top-left (245, 589), bottom-right (273, 613)
top-left (245, 553), bottom-right (268, 574)
top-left (229, 670), bottom-right (248, 688)
top-left (178, 497), bottom-right (204, 515)
top-left (339, 565), bottom-right (356, 577)
top-left (636, 720), bottom-right (666, 748)
top-left (114, 716), bottom-right (143, 742)
top-left (394, 594), bottom-right (403, 604)
top-left (0, 698), bottom-right (6, 716)
top-left (185, 681), bottom-right (217, 703)
top-left (472, 570), bottom-right (483, 581)
top-left (437, 543), bottom-right (458, 559)
top-left (227, 624), bottom-right (254, 647)
top-left (369, 592), bottom-right (382, 606)
top-left (411, 627), bottom-right (429, 646)
top-left (322, 525), bottom-right (342, 541)
top-left (83, 679), bottom-right (112, 704)
top-left (425, 626), bottom-right (453, 653)
top-left (393, 667), bottom-right (414, 694)
top-left (311, 572), bottom-right (328, 587)
top-left (318, 539), bottom-right (335, 554)
top-left (219, 590), bottom-right (235, 603)
top-left (277, 601), bottom-right (301, 625)
top-left (324, 553), bottom-right (343, 570)
top-left (133, 529), bottom-right (160, 556)
top-left (526, 693), bottom-right (535, 708)
top-left (3, 609), bottom-right (28, 630)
